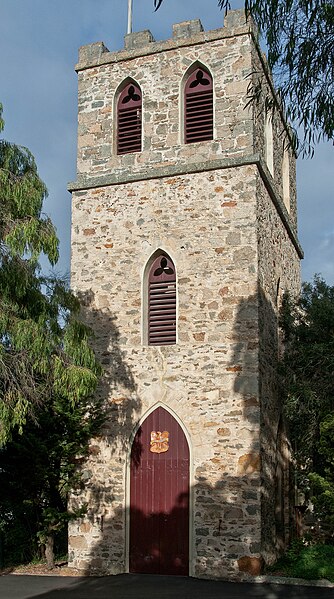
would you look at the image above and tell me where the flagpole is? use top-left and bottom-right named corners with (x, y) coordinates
top-left (127, 0), bottom-right (133, 34)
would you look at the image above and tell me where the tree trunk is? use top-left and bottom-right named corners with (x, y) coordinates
top-left (45, 534), bottom-right (55, 570)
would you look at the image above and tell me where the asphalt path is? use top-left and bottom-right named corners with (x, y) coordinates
top-left (0, 574), bottom-right (333, 599)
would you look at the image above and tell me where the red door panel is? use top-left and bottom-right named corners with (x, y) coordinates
top-left (130, 407), bottom-right (189, 575)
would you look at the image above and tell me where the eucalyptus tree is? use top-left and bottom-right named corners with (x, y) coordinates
top-left (280, 277), bottom-right (334, 536)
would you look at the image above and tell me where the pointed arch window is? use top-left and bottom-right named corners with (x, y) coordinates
top-left (184, 67), bottom-right (213, 144)
top-left (148, 253), bottom-right (176, 346)
top-left (117, 82), bottom-right (142, 155)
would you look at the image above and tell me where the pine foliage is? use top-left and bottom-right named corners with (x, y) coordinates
top-left (0, 103), bottom-right (101, 445)
top-left (0, 103), bottom-right (105, 566)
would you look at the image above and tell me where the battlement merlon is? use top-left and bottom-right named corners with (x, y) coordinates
top-left (76, 10), bottom-right (257, 71)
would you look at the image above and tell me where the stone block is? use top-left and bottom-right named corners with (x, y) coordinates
top-left (124, 30), bottom-right (154, 50)
top-left (68, 536), bottom-right (88, 550)
top-left (237, 453), bottom-right (261, 474)
top-left (172, 20), bottom-right (203, 39)
top-left (78, 42), bottom-right (109, 66)
top-left (238, 555), bottom-right (263, 575)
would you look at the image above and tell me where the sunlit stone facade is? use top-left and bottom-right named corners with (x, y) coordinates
top-left (68, 10), bottom-right (302, 579)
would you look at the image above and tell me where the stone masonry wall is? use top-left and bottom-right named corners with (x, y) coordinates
top-left (70, 166), bottom-right (262, 579)
top-left (69, 10), bottom-right (301, 580)
top-left (250, 36), bottom-right (301, 561)
top-left (74, 12), bottom-right (254, 186)
top-left (250, 43), bottom-right (298, 230)
top-left (256, 170), bottom-right (301, 564)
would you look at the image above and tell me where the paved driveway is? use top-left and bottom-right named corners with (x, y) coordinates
top-left (0, 574), bottom-right (333, 599)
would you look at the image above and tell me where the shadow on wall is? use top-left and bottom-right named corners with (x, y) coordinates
top-left (68, 289), bottom-right (143, 569)
top-left (66, 286), bottom-right (292, 580)
top-left (229, 286), bottom-right (292, 558)
top-left (256, 284), bottom-right (293, 555)
top-left (76, 289), bottom-right (140, 450)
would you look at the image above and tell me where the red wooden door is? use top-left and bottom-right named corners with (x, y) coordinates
top-left (130, 407), bottom-right (189, 575)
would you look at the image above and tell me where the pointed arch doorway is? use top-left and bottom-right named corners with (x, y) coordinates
top-left (129, 406), bottom-right (190, 575)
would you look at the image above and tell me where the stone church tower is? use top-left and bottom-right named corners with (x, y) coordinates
top-left (68, 10), bottom-right (302, 579)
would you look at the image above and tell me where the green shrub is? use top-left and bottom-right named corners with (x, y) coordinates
top-left (268, 543), bottom-right (334, 582)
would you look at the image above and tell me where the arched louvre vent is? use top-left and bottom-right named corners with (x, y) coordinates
top-left (117, 82), bottom-right (142, 155)
top-left (185, 68), bottom-right (213, 144)
top-left (148, 254), bottom-right (176, 346)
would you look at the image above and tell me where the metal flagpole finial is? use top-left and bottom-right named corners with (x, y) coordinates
top-left (127, 0), bottom-right (133, 34)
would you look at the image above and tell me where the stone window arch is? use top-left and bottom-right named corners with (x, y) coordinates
top-left (116, 79), bottom-right (142, 154)
top-left (144, 251), bottom-right (177, 346)
top-left (183, 64), bottom-right (213, 144)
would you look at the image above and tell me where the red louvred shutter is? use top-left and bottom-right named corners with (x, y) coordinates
top-left (117, 83), bottom-right (142, 155)
top-left (148, 255), bottom-right (176, 346)
top-left (185, 68), bottom-right (213, 144)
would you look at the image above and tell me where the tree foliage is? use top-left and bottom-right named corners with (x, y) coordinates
top-left (154, 0), bottom-right (334, 154)
top-left (280, 277), bottom-right (334, 538)
top-left (0, 103), bottom-right (105, 566)
top-left (0, 102), bottom-right (100, 444)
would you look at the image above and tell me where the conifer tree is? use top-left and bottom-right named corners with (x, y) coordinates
top-left (0, 104), bottom-right (104, 567)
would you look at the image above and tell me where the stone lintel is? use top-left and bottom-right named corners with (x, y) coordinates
top-left (172, 20), bottom-right (204, 39)
top-left (124, 30), bottom-right (155, 50)
top-left (67, 154), bottom-right (303, 259)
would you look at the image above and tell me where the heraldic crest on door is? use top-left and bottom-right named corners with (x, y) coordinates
top-left (150, 430), bottom-right (169, 453)
top-left (130, 407), bottom-right (189, 575)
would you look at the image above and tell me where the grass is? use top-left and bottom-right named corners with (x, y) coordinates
top-left (267, 542), bottom-right (334, 582)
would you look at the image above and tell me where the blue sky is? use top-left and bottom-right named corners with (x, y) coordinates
top-left (1, 0), bottom-right (333, 283)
